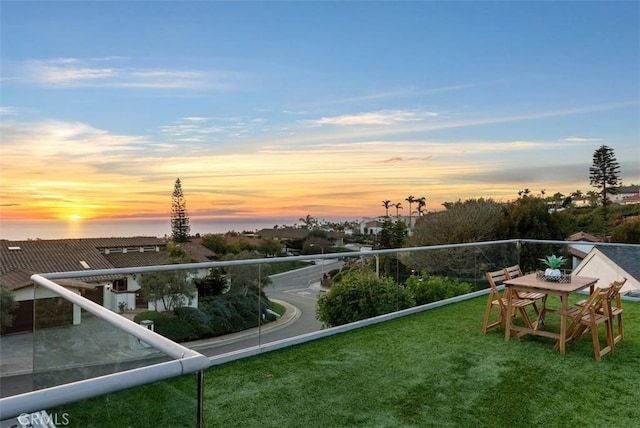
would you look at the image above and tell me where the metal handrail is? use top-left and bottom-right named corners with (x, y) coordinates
top-left (37, 239), bottom-right (639, 280)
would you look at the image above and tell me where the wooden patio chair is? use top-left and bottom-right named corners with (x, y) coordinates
top-left (482, 269), bottom-right (535, 334)
top-left (575, 278), bottom-right (627, 347)
top-left (504, 264), bottom-right (547, 322)
top-left (608, 278), bottom-right (627, 346)
top-left (561, 287), bottom-right (614, 361)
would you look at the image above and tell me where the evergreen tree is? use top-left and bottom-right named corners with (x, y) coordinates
top-left (589, 145), bottom-right (621, 234)
top-left (171, 178), bottom-right (191, 242)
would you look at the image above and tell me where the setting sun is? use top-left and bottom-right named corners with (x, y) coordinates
top-left (68, 214), bottom-right (83, 221)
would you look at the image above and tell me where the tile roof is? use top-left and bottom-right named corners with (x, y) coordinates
top-left (617, 185), bottom-right (640, 194)
top-left (597, 245), bottom-right (640, 283)
top-left (0, 239), bottom-right (117, 290)
top-left (102, 251), bottom-right (166, 268)
top-left (566, 231), bottom-right (603, 242)
top-left (0, 237), bottom-right (214, 291)
top-left (81, 237), bottom-right (166, 248)
top-left (1, 269), bottom-right (36, 291)
top-left (1, 239), bottom-right (116, 275)
top-left (179, 239), bottom-right (217, 262)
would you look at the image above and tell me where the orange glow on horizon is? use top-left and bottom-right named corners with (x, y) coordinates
top-left (0, 126), bottom-right (595, 223)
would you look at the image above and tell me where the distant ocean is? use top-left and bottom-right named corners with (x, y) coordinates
top-left (0, 218), bottom-right (299, 241)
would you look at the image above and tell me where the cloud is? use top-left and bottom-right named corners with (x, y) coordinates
top-left (381, 156), bottom-right (404, 163)
top-left (312, 110), bottom-right (438, 126)
top-left (0, 107), bottom-right (17, 115)
top-left (182, 117), bottom-right (210, 123)
top-left (263, 102), bottom-right (634, 151)
top-left (21, 57), bottom-right (234, 90)
top-left (560, 137), bottom-right (602, 142)
top-left (0, 120), bottom-right (145, 167)
top-left (159, 116), bottom-right (270, 146)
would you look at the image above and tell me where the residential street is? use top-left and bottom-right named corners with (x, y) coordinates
top-left (194, 259), bottom-right (341, 357)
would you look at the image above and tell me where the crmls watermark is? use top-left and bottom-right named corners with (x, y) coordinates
top-left (17, 411), bottom-right (70, 427)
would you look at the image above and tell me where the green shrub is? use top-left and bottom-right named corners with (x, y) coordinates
top-left (133, 310), bottom-right (170, 326)
top-left (202, 298), bottom-right (243, 332)
top-left (159, 318), bottom-right (198, 342)
top-left (132, 310), bottom-right (200, 342)
top-left (209, 315), bottom-right (233, 335)
top-left (405, 274), bottom-right (472, 305)
top-left (610, 219), bottom-right (640, 243)
top-left (316, 271), bottom-right (414, 327)
top-left (174, 306), bottom-right (212, 338)
top-left (200, 291), bottom-right (275, 335)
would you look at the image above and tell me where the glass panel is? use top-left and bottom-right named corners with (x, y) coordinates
top-left (32, 284), bottom-right (173, 391)
top-left (54, 372), bottom-right (200, 427)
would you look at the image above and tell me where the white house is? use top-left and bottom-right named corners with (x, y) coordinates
top-left (360, 218), bottom-right (385, 235)
top-left (359, 215), bottom-right (417, 236)
top-left (608, 185), bottom-right (640, 205)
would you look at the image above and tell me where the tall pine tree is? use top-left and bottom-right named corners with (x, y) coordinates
top-left (171, 178), bottom-right (191, 242)
top-left (589, 145), bottom-right (621, 235)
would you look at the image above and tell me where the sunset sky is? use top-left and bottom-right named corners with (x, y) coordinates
top-left (1, 1), bottom-right (638, 225)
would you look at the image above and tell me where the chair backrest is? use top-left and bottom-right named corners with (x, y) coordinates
top-left (485, 269), bottom-right (508, 297)
top-left (504, 264), bottom-right (523, 280)
top-left (607, 277), bottom-right (627, 307)
top-left (578, 287), bottom-right (611, 319)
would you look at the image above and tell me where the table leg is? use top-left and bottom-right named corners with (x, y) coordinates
top-left (533, 294), bottom-right (548, 330)
top-left (504, 287), bottom-right (513, 342)
top-left (559, 293), bottom-right (568, 355)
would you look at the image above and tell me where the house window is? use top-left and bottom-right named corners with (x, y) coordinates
top-left (112, 278), bottom-right (127, 292)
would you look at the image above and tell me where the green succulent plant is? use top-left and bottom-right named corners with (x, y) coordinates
top-left (539, 254), bottom-right (566, 269)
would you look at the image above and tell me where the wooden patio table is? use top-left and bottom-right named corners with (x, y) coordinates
top-left (504, 273), bottom-right (598, 355)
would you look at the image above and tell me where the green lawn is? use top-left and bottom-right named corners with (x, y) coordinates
top-left (58, 295), bottom-right (640, 427)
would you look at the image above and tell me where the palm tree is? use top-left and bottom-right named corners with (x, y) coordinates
top-left (518, 188), bottom-right (531, 198)
top-left (382, 200), bottom-right (391, 218)
top-left (392, 202), bottom-right (403, 220)
top-left (416, 197), bottom-right (426, 216)
top-left (299, 215), bottom-right (316, 229)
top-left (405, 196), bottom-right (416, 229)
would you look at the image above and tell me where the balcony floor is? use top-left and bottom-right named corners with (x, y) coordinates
top-left (56, 295), bottom-right (640, 427)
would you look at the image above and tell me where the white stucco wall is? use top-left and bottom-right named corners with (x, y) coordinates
top-left (13, 286), bottom-right (80, 302)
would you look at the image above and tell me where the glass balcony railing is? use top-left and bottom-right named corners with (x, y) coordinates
top-left (0, 272), bottom-right (210, 426)
top-left (0, 239), bottom-right (637, 427)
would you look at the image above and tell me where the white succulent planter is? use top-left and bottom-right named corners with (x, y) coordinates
top-left (545, 268), bottom-right (562, 280)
